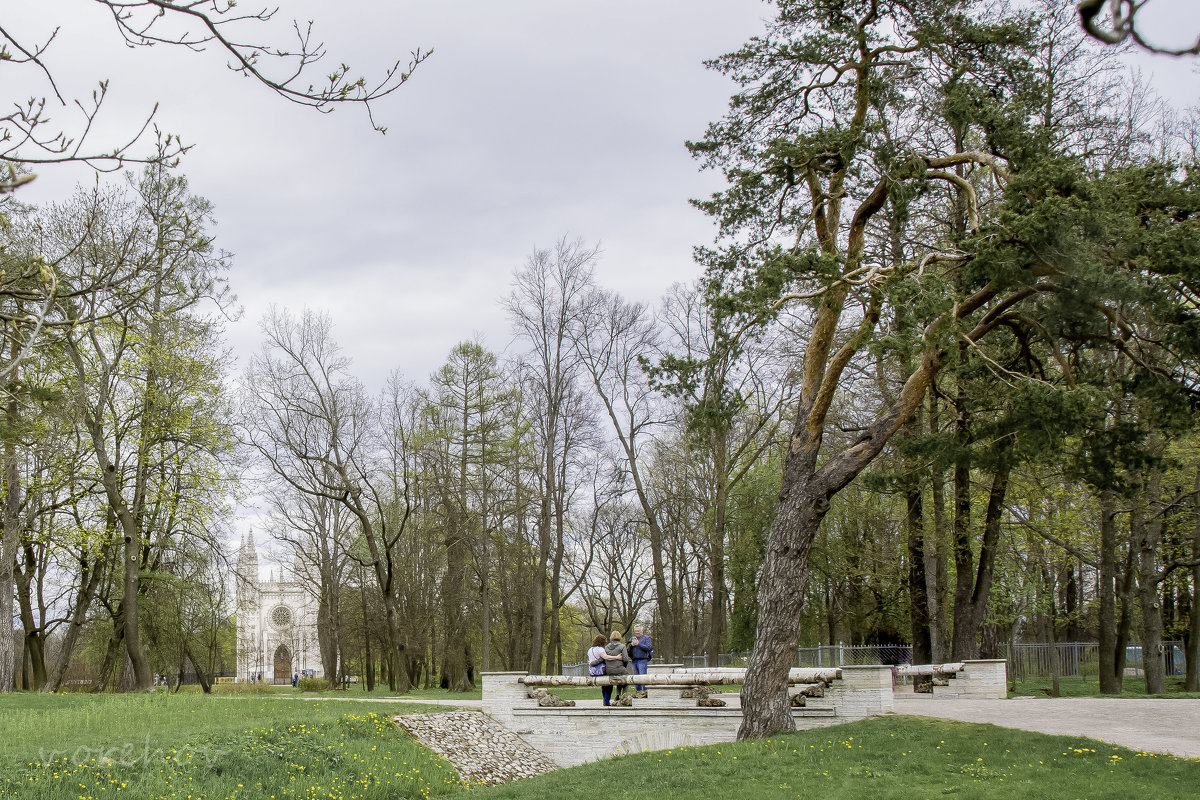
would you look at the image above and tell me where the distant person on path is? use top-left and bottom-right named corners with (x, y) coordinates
top-left (292, 673), bottom-right (298, 687)
top-left (604, 630), bottom-right (633, 703)
top-left (629, 624), bottom-right (652, 697)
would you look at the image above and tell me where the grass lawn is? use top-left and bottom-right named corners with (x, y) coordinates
top-left (1008, 675), bottom-right (1200, 699)
top-left (3, 692), bottom-right (1198, 800)
top-left (477, 715), bottom-right (1200, 800)
top-left (289, 683), bottom-right (484, 702)
top-left (0, 691), bottom-right (464, 799)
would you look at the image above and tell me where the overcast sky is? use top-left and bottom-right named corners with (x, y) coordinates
top-left (9, 1), bottom-right (1198, 388)
top-left (10, 0), bottom-right (777, 386)
top-left (6, 0), bottom-right (1198, 554)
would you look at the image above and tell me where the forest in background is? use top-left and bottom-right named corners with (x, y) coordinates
top-left (1, 2), bottom-right (1199, 729)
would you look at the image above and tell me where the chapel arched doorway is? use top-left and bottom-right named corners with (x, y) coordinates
top-left (273, 644), bottom-right (292, 684)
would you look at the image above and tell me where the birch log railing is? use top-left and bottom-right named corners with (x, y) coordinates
top-left (520, 668), bottom-right (841, 706)
top-left (519, 667), bottom-right (841, 688)
top-left (895, 662), bottom-right (966, 677)
top-left (895, 662), bottom-right (965, 692)
top-left (482, 666), bottom-right (898, 767)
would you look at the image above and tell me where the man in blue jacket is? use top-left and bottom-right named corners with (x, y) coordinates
top-left (629, 624), bottom-right (653, 697)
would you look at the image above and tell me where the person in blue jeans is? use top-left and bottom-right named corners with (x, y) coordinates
top-left (629, 624), bottom-right (653, 696)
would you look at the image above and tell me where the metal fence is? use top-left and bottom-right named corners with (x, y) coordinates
top-left (797, 644), bottom-right (912, 668)
top-left (579, 640), bottom-right (1189, 678)
top-left (671, 643), bottom-right (913, 671)
top-left (1004, 641), bottom-right (1187, 679)
top-left (1005, 642), bottom-right (1096, 679)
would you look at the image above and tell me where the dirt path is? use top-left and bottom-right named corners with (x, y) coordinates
top-left (271, 695), bottom-right (483, 708)
top-left (893, 695), bottom-right (1200, 759)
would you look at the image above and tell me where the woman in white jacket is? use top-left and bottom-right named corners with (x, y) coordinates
top-left (587, 632), bottom-right (626, 705)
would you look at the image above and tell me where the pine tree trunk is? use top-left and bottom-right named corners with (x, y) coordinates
top-left (1187, 467), bottom-right (1200, 692)
top-left (907, 487), bottom-right (933, 665)
top-left (1044, 557), bottom-right (1061, 697)
top-left (1114, 544), bottom-right (1137, 683)
top-left (708, 426), bottom-right (730, 657)
top-left (928, 389), bottom-right (950, 662)
top-left (951, 459), bottom-right (1010, 660)
top-left (1098, 489), bottom-right (1121, 692)
top-left (739, 480), bottom-right (829, 738)
top-left (950, 369), bottom-right (976, 659)
top-left (1134, 466), bottom-right (1166, 694)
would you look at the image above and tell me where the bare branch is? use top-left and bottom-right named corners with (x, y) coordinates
top-left (1078, 0), bottom-right (1200, 55)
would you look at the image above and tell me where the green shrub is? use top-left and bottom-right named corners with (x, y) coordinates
top-left (213, 680), bottom-right (272, 694)
top-left (296, 676), bottom-right (330, 692)
top-left (167, 681), bottom-right (272, 695)
top-left (55, 681), bottom-right (98, 693)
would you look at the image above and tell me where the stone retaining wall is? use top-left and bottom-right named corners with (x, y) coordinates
top-left (482, 665), bottom-right (895, 767)
top-left (932, 659), bottom-right (1007, 699)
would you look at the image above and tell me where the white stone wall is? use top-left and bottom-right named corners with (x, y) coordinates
top-left (933, 659), bottom-right (1007, 699)
top-left (482, 667), bottom-right (894, 767)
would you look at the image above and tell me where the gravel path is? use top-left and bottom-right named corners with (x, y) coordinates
top-left (894, 696), bottom-right (1200, 759)
top-left (395, 711), bottom-right (558, 786)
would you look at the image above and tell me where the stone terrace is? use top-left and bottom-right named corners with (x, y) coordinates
top-left (482, 664), bottom-right (900, 767)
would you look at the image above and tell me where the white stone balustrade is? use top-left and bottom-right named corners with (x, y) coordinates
top-left (481, 665), bottom-right (894, 767)
top-left (935, 659), bottom-right (1008, 699)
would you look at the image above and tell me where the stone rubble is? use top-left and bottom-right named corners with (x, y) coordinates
top-left (526, 687), bottom-right (576, 707)
top-left (682, 684), bottom-right (728, 707)
top-left (395, 711), bottom-right (559, 786)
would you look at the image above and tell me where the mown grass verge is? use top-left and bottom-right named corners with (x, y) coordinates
top-left (0, 692), bottom-right (464, 799)
top-left (1007, 675), bottom-right (1200, 699)
top-left (477, 715), bottom-right (1200, 800)
top-left (3, 693), bottom-right (1198, 800)
top-left (268, 683), bottom-right (484, 702)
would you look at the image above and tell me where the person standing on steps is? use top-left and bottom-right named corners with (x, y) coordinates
top-left (604, 630), bottom-right (633, 704)
top-left (629, 624), bottom-right (653, 698)
top-left (588, 633), bottom-right (624, 706)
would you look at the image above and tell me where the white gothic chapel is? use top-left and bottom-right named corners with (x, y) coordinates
top-left (235, 533), bottom-right (324, 683)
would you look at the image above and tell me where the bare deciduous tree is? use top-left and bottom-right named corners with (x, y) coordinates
top-left (242, 308), bottom-right (415, 691)
top-left (1, 1), bottom-right (429, 189)
top-left (570, 284), bottom-right (681, 658)
top-left (505, 237), bottom-right (597, 673)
